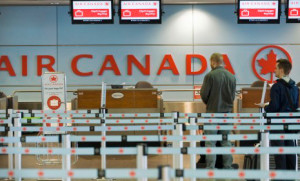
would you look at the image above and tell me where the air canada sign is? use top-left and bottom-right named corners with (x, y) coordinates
top-left (0, 54), bottom-right (235, 76)
top-left (0, 45), bottom-right (291, 81)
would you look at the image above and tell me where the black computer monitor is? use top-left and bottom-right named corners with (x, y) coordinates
top-left (119, 0), bottom-right (162, 24)
top-left (287, 0), bottom-right (300, 23)
top-left (237, 0), bottom-right (281, 24)
top-left (71, 0), bottom-right (114, 24)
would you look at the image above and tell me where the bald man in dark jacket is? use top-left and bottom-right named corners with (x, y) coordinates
top-left (200, 53), bottom-right (236, 169)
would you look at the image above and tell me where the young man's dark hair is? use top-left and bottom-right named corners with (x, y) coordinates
top-left (276, 59), bottom-right (292, 75)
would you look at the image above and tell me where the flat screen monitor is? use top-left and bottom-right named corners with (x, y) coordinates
top-left (237, 0), bottom-right (280, 24)
top-left (119, 0), bottom-right (161, 24)
top-left (71, 0), bottom-right (114, 24)
top-left (287, 0), bottom-right (300, 23)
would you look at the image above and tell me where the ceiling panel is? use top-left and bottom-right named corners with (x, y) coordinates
top-left (0, 0), bottom-right (236, 6)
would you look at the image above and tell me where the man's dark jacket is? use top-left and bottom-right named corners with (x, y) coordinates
top-left (265, 79), bottom-right (299, 112)
top-left (200, 66), bottom-right (236, 113)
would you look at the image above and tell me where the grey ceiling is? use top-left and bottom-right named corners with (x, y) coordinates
top-left (0, 0), bottom-right (237, 6)
top-left (0, 0), bottom-right (287, 6)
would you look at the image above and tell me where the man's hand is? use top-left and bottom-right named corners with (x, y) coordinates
top-left (255, 102), bottom-right (269, 108)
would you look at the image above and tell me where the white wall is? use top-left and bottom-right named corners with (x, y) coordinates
top-left (0, 5), bottom-right (300, 101)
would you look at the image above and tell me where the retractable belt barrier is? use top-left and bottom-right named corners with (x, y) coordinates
top-left (1, 146), bottom-right (299, 156)
top-left (70, 134), bottom-right (260, 142)
top-left (1, 118), bottom-right (300, 124)
top-left (18, 118), bottom-right (269, 124)
top-left (0, 147), bottom-right (94, 155)
top-left (0, 136), bottom-right (59, 143)
top-left (1, 124), bottom-right (300, 132)
top-left (0, 125), bottom-right (174, 132)
top-left (5, 110), bottom-right (300, 118)
top-left (0, 169), bottom-right (98, 179)
top-left (1, 133), bottom-right (298, 144)
top-left (1, 109), bottom-right (300, 181)
top-left (0, 168), bottom-right (299, 180)
top-left (95, 168), bottom-right (300, 180)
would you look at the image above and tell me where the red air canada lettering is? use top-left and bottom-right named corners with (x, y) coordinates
top-left (0, 54), bottom-right (235, 76)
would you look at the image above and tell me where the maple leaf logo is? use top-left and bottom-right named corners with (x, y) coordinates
top-left (49, 75), bottom-right (58, 83)
top-left (257, 50), bottom-right (277, 75)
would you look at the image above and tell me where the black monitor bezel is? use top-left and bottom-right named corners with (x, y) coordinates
top-left (237, 0), bottom-right (281, 24)
top-left (71, 0), bottom-right (114, 24)
top-left (286, 0), bottom-right (300, 23)
top-left (119, 0), bottom-right (162, 24)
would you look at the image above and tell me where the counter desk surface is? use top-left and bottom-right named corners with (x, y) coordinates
top-left (241, 87), bottom-right (300, 108)
top-left (77, 88), bottom-right (159, 110)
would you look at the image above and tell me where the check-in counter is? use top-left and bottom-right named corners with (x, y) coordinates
top-left (236, 87), bottom-right (269, 146)
top-left (237, 87), bottom-right (300, 146)
top-left (75, 88), bottom-right (163, 140)
top-left (0, 97), bottom-right (7, 110)
top-left (0, 96), bottom-right (18, 110)
top-left (239, 87), bottom-right (300, 112)
top-left (76, 88), bottom-right (162, 113)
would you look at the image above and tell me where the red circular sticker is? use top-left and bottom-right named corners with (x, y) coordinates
top-left (129, 171), bottom-right (136, 177)
top-left (239, 171), bottom-right (245, 178)
top-left (38, 171), bottom-right (44, 177)
top-left (47, 96), bottom-right (61, 110)
top-left (207, 170), bottom-right (214, 178)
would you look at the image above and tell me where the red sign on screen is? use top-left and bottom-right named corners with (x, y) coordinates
top-left (72, 1), bottom-right (112, 20)
top-left (121, 9), bottom-right (157, 18)
top-left (121, 1), bottom-right (160, 20)
top-left (73, 9), bottom-right (109, 18)
top-left (240, 9), bottom-right (276, 17)
top-left (239, 1), bottom-right (278, 20)
top-left (289, 8), bottom-right (300, 16)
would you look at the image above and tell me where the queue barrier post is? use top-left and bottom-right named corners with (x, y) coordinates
top-left (101, 108), bottom-right (107, 171)
top-left (260, 132), bottom-right (270, 181)
top-left (7, 109), bottom-right (13, 180)
top-left (161, 166), bottom-right (171, 181)
top-left (172, 123), bottom-right (183, 181)
top-left (259, 101), bottom-right (269, 181)
top-left (14, 112), bottom-right (22, 181)
top-left (189, 117), bottom-right (197, 181)
top-left (62, 134), bottom-right (71, 181)
top-left (137, 144), bottom-right (148, 181)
